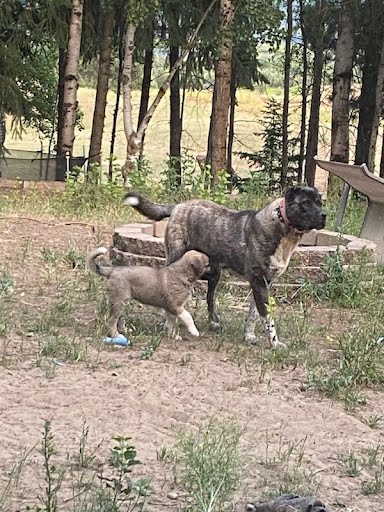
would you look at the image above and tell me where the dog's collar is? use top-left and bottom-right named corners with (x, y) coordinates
top-left (275, 199), bottom-right (290, 227)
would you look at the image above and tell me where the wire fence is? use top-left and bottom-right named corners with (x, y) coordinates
top-left (0, 148), bottom-right (86, 181)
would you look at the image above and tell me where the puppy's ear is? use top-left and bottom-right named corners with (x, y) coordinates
top-left (191, 256), bottom-right (207, 278)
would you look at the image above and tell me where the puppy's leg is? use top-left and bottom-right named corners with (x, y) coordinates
top-left (244, 294), bottom-right (259, 345)
top-left (107, 284), bottom-right (130, 338)
top-left (249, 277), bottom-right (287, 349)
top-left (107, 301), bottom-right (125, 338)
top-left (177, 309), bottom-right (199, 337)
top-left (117, 316), bottom-right (126, 334)
top-left (164, 311), bottom-right (181, 339)
top-left (206, 264), bottom-right (222, 331)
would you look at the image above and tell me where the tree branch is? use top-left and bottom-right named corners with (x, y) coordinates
top-left (136, 0), bottom-right (217, 140)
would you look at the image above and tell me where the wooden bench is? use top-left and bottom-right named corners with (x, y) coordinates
top-left (315, 157), bottom-right (384, 265)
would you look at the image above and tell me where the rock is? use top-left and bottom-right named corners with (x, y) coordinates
top-left (167, 491), bottom-right (178, 500)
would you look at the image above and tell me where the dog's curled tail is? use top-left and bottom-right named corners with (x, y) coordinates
top-left (123, 192), bottom-right (174, 220)
top-left (86, 247), bottom-right (113, 278)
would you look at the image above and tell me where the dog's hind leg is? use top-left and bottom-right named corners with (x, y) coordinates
top-left (164, 229), bottom-right (188, 265)
top-left (107, 301), bottom-right (125, 338)
top-left (177, 309), bottom-right (199, 337)
top-left (249, 277), bottom-right (287, 349)
top-left (206, 264), bottom-right (222, 331)
top-left (107, 285), bottom-right (130, 338)
top-left (164, 311), bottom-right (181, 339)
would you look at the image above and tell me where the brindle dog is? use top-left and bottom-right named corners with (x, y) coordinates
top-left (124, 186), bottom-right (326, 349)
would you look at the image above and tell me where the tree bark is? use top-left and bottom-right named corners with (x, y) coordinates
top-left (0, 111), bottom-right (6, 147)
top-left (298, 0), bottom-right (308, 183)
top-left (88, 8), bottom-right (115, 170)
top-left (109, 37), bottom-right (124, 181)
top-left (60, 0), bottom-right (84, 156)
top-left (137, 31), bottom-right (154, 151)
top-left (380, 127), bottom-right (384, 177)
top-left (304, 0), bottom-right (325, 187)
top-left (227, 72), bottom-right (236, 184)
top-left (209, 0), bottom-right (235, 188)
top-left (169, 41), bottom-right (182, 185)
top-left (206, 83), bottom-right (217, 168)
top-left (355, 0), bottom-right (384, 165)
top-left (281, 0), bottom-right (293, 189)
top-left (329, 0), bottom-right (354, 193)
top-left (368, 34), bottom-right (384, 171)
top-left (56, 47), bottom-right (67, 154)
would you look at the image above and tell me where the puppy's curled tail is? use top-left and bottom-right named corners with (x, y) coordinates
top-left (123, 192), bottom-right (174, 220)
top-left (86, 247), bottom-right (113, 278)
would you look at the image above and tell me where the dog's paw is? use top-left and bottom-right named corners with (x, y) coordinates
top-left (190, 329), bottom-right (200, 337)
top-left (244, 334), bottom-right (258, 345)
top-left (174, 334), bottom-right (182, 341)
top-left (209, 321), bottom-right (222, 332)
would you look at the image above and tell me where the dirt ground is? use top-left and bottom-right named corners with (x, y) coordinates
top-left (1, 216), bottom-right (384, 511)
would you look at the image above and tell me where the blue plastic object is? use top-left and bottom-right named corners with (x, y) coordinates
top-left (103, 335), bottom-right (130, 347)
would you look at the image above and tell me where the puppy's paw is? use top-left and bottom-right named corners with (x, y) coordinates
top-left (244, 334), bottom-right (258, 345)
top-left (190, 328), bottom-right (200, 337)
top-left (174, 334), bottom-right (182, 341)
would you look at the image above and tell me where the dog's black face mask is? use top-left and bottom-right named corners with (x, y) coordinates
top-left (285, 186), bottom-right (326, 232)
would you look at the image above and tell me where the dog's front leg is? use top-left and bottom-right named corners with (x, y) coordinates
top-left (244, 294), bottom-right (259, 345)
top-left (249, 277), bottom-right (287, 349)
top-left (206, 264), bottom-right (222, 331)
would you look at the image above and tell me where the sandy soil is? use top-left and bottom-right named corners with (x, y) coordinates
top-left (0, 216), bottom-right (383, 511)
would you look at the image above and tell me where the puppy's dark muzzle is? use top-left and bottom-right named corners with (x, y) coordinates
top-left (317, 211), bottom-right (327, 229)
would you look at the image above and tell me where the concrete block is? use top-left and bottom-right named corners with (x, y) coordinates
top-left (154, 220), bottom-right (168, 238)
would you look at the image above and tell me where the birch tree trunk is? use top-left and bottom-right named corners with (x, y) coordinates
top-left (88, 8), bottom-right (115, 169)
top-left (329, 0), bottom-right (354, 193)
top-left (209, 0), bottom-right (235, 188)
top-left (281, 0), bottom-right (293, 189)
top-left (60, 0), bottom-right (84, 156)
top-left (304, 0), bottom-right (325, 187)
top-left (121, 23), bottom-right (140, 185)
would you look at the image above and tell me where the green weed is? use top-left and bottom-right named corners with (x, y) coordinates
top-left (338, 451), bottom-right (363, 477)
top-left (300, 247), bottom-right (371, 308)
top-left (177, 419), bottom-right (241, 512)
top-left (307, 323), bottom-right (384, 409)
top-left (38, 335), bottom-right (88, 363)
